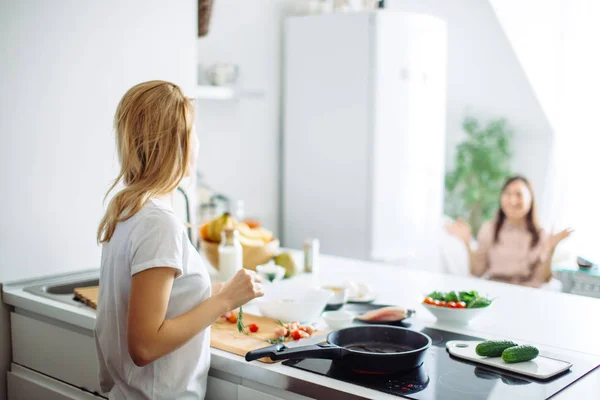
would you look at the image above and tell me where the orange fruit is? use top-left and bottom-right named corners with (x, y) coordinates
top-left (244, 219), bottom-right (261, 229)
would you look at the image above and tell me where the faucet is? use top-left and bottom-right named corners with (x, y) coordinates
top-left (176, 186), bottom-right (193, 240)
top-left (209, 193), bottom-right (230, 214)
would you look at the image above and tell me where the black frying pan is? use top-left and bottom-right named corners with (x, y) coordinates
top-left (246, 325), bottom-right (431, 374)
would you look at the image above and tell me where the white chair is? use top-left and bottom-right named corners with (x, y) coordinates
top-left (439, 216), bottom-right (470, 276)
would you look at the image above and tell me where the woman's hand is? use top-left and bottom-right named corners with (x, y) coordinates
top-left (533, 227), bottom-right (574, 285)
top-left (445, 218), bottom-right (473, 245)
top-left (549, 228), bottom-right (574, 249)
top-left (216, 269), bottom-right (264, 311)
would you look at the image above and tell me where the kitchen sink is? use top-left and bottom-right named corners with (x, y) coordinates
top-left (23, 277), bottom-right (99, 308)
top-left (43, 278), bottom-right (99, 295)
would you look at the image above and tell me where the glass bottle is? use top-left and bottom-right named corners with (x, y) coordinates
top-left (218, 228), bottom-right (243, 281)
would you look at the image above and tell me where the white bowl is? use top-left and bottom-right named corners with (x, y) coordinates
top-left (257, 287), bottom-right (333, 323)
top-left (422, 303), bottom-right (491, 324)
top-left (322, 310), bottom-right (354, 330)
top-left (255, 262), bottom-right (285, 283)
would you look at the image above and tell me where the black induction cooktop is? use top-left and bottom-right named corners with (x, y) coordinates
top-left (282, 327), bottom-right (600, 400)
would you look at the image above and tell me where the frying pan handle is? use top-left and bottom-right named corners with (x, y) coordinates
top-left (245, 343), bottom-right (344, 362)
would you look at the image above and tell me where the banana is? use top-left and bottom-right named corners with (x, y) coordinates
top-left (207, 213), bottom-right (235, 242)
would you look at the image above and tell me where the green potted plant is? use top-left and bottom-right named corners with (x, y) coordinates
top-left (445, 117), bottom-right (513, 235)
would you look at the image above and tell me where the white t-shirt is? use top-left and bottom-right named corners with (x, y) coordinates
top-left (95, 198), bottom-right (212, 400)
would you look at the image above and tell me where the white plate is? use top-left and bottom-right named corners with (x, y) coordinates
top-left (348, 292), bottom-right (377, 303)
top-left (446, 341), bottom-right (573, 380)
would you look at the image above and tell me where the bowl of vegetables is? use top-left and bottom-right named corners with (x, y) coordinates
top-left (422, 290), bottom-right (493, 324)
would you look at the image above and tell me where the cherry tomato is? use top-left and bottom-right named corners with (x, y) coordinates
top-left (291, 330), bottom-right (309, 340)
top-left (436, 300), bottom-right (447, 307)
top-left (423, 297), bottom-right (436, 305)
top-left (226, 314), bottom-right (237, 323)
top-left (456, 301), bottom-right (467, 309)
top-left (447, 301), bottom-right (457, 308)
top-left (248, 323), bottom-right (259, 333)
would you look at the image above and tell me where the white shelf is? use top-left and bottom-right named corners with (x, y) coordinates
top-left (194, 85), bottom-right (264, 101)
top-left (195, 85), bottom-right (236, 100)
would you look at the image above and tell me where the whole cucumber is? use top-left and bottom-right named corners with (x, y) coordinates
top-left (476, 340), bottom-right (519, 357)
top-left (502, 345), bottom-right (539, 363)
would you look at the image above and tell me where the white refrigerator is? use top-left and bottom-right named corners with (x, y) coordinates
top-left (282, 11), bottom-right (448, 265)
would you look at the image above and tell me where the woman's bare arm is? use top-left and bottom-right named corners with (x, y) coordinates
top-left (127, 268), bottom-right (262, 367)
top-left (446, 218), bottom-right (490, 277)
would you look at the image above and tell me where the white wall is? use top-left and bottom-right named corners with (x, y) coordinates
top-left (488, 0), bottom-right (561, 129)
top-left (388, 0), bottom-right (553, 211)
top-left (0, 0), bottom-right (197, 283)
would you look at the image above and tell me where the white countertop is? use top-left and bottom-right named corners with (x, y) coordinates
top-left (4, 251), bottom-right (600, 399)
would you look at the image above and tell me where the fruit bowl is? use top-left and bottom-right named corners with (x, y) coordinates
top-left (200, 237), bottom-right (280, 271)
top-left (199, 215), bottom-right (282, 271)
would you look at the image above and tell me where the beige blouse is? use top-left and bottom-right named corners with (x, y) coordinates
top-left (472, 220), bottom-right (550, 286)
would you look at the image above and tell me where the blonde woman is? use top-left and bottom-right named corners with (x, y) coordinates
top-left (95, 81), bottom-right (263, 399)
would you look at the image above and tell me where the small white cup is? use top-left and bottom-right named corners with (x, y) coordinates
top-left (322, 310), bottom-right (354, 330)
top-left (322, 286), bottom-right (349, 306)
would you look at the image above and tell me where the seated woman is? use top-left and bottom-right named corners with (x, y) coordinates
top-left (446, 176), bottom-right (572, 288)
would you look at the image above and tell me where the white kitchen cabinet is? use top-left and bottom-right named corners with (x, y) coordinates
top-left (240, 378), bottom-right (314, 400)
top-left (237, 386), bottom-right (283, 400)
top-left (10, 311), bottom-right (102, 395)
top-left (206, 376), bottom-right (239, 400)
top-left (8, 363), bottom-right (103, 400)
top-left (206, 375), bottom-right (315, 400)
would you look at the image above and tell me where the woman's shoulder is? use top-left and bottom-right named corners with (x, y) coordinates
top-left (134, 200), bottom-right (182, 232)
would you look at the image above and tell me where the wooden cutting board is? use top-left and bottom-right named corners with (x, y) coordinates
top-left (74, 286), bottom-right (99, 309)
top-left (211, 312), bottom-right (325, 363)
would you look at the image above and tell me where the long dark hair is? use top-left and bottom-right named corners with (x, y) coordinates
top-left (494, 176), bottom-right (541, 248)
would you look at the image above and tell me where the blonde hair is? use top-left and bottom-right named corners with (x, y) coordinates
top-left (97, 80), bottom-right (195, 243)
